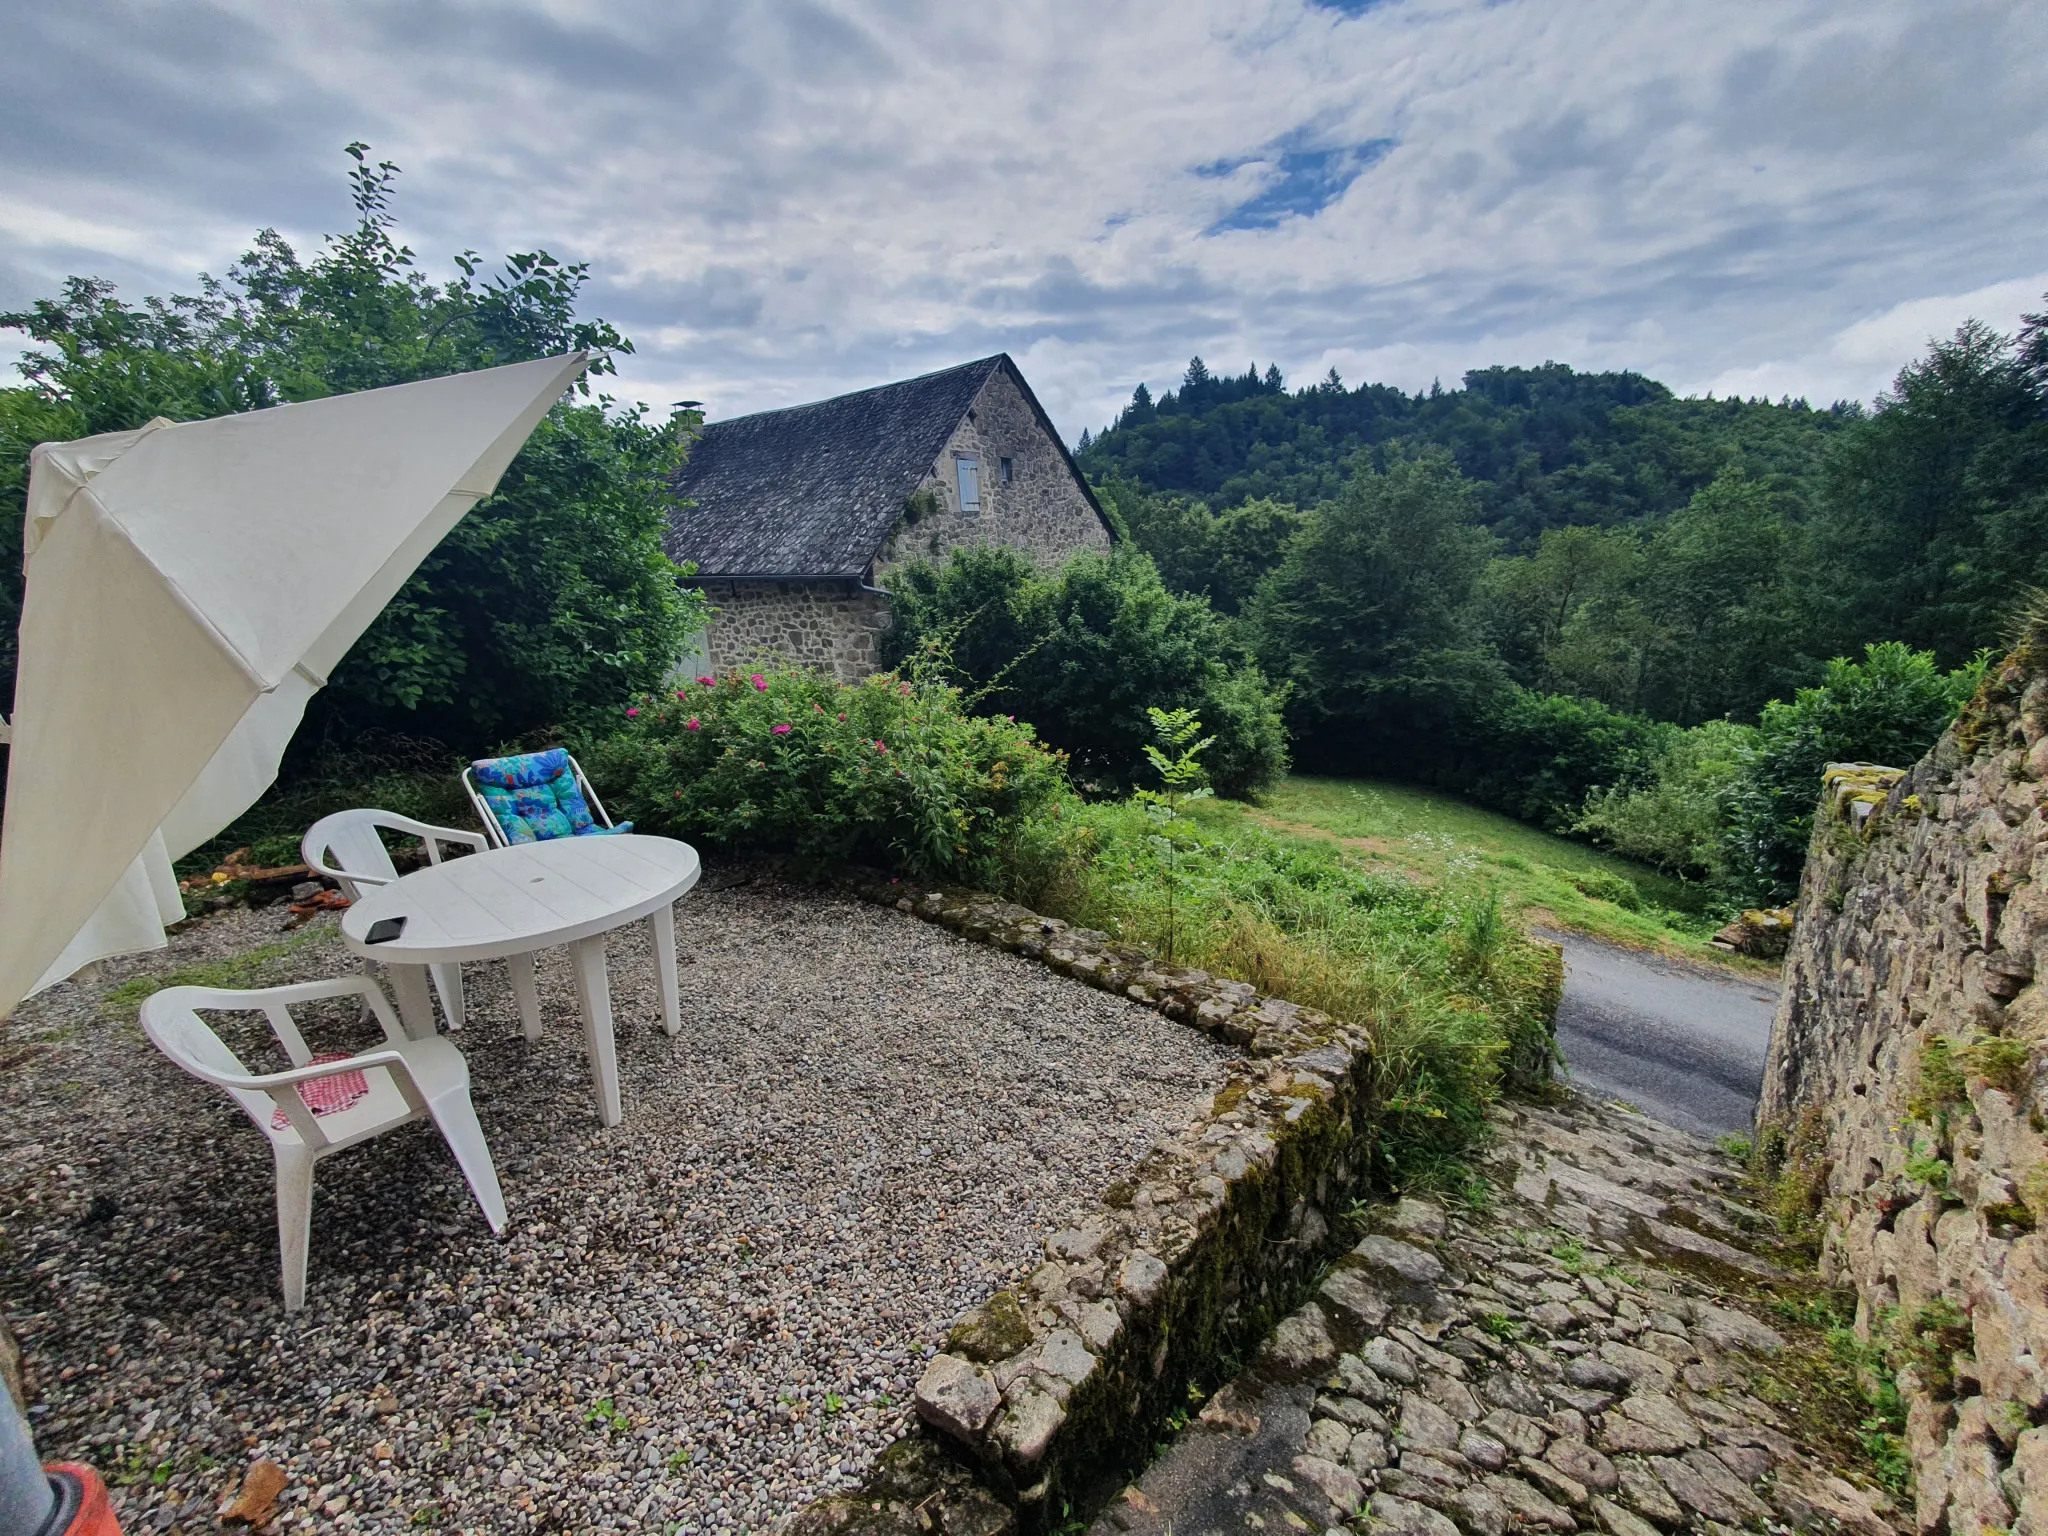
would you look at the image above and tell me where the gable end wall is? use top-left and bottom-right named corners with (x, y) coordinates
top-left (874, 366), bottom-right (1108, 577)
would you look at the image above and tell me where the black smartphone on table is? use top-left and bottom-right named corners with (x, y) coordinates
top-left (365, 915), bottom-right (408, 944)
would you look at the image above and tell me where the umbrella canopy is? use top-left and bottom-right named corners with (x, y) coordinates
top-left (0, 352), bottom-right (589, 1015)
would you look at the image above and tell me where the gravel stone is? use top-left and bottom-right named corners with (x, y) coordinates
top-left (1319, 1266), bottom-right (1392, 1329)
top-left (1485, 1473), bottom-right (1577, 1532)
top-left (1457, 1427), bottom-right (1509, 1471)
top-left (1263, 1303), bottom-right (1337, 1372)
top-left (1480, 1407), bottom-right (1549, 1458)
top-left (2, 879), bottom-right (1228, 1534)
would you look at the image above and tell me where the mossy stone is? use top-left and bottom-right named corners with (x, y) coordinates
top-left (947, 1289), bottom-right (1034, 1363)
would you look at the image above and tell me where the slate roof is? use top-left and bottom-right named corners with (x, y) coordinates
top-left (664, 354), bottom-right (1104, 579)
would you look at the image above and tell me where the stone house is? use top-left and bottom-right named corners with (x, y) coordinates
top-left (664, 354), bottom-right (1113, 682)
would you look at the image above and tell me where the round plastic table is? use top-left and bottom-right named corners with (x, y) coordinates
top-left (340, 834), bottom-right (700, 1126)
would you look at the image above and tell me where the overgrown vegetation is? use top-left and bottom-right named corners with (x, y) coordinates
top-left (881, 543), bottom-right (1288, 799)
top-left (1057, 795), bottom-right (1560, 1187)
top-left (1216, 776), bottom-right (1735, 959)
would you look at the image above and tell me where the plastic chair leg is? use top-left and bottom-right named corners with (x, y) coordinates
top-left (430, 963), bottom-right (466, 1032)
top-left (273, 1146), bottom-right (316, 1313)
top-left (426, 1093), bottom-right (507, 1234)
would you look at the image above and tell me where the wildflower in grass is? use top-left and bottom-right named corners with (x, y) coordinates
top-left (837, 713), bottom-right (846, 721)
top-left (675, 690), bottom-right (687, 700)
top-left (750, 673), bottom-right (767, 690)
top-left (698, 675), bottom-right (715, 686)
top-left (685, 717), bottom-right (701, 731)
top-left (625, 706), bottom-right (640, 718)
top-left (772, 724), bottom-right (792, 736)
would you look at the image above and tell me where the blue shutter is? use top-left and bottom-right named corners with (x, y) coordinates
top-left (957, 456), bottom-right (980, 513)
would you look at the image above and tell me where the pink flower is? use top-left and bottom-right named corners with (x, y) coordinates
top-left (772, 724), bottom-right (792, 736)
top-left (697, 675), bottom-right (715, 687)
top-left (874, 740), bottom-right (889, 755)
top-left (685, 717), bottom-right (701, 731)
top-left (837, 712), bottom-right (846, 721)
top-left (750, 673), bottom-right (767, 691)
top-left (675, 690), bottom-right (688, 700)
top-left (625, 706), bottom-right (640, 718)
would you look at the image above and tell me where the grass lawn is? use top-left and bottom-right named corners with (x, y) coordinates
top-left (1193, 775), bottom-right (1758, 967)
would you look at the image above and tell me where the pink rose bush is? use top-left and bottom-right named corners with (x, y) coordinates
top-left (585, 666), bottom-right (1073, 881)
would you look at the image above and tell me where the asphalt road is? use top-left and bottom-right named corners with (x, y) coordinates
top-left (1539, 929), bottom-right (1781, 1140)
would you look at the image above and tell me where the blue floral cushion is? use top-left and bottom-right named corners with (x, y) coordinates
top-left (472, 750), bottom-right (632, 843)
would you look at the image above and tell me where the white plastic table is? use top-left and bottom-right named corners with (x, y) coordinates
top-left (339, 834), bottom-right (701, 1127)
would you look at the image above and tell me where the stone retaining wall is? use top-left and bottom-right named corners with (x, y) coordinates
top-left (789, 876), bottom-right (1562, 1536)
top-left (1759, 641), bottom-right (2048, 1536)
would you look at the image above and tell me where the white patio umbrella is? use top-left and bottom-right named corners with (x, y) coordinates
top-left (0, 351), bottom-right (589, 1016)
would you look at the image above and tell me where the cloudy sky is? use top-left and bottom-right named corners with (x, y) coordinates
top-left (2, 0), bottom-right (2044, 439)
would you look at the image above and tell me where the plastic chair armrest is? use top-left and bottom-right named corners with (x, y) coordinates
top-left (303, 851), bottom-right (391, 887)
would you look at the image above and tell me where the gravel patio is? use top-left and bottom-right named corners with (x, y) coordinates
top-left (0, 871), bottom-right (1230, 1534)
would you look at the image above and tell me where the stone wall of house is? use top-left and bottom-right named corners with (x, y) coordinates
top-left (1758, 640), bottom-right (2048, 1536)
top-left (697, 579), bottom-right (893, 684)
top-left (875, 366), bottom-right (1111, 577)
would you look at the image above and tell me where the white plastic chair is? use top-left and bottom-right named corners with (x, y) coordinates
top-left (139, 976), bottom-right (506, 1312)
top-left (303, 810), bottom-right (486, 1030)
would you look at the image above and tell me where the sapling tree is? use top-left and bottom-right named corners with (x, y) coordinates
top-left (1134, 705), bottom-right (1214, 962)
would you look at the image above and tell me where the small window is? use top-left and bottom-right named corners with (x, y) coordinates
top-left (1000, 457), bottom-right (1014, 484)
top-left (956, 456), bottom-right (981, 514)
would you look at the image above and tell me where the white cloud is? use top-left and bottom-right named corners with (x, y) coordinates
top-left (1692, 271), bottom-right (2048, 405)
top-left (0, 0), bottom-right (2044, 443)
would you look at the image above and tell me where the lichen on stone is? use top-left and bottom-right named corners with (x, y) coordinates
top-left (947, 1290), bottom-right (1035, 1363)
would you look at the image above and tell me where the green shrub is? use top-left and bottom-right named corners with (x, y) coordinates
top-left (581, 668), bottom-right (1081, 895)
top-left (1722, 642), bottom-right (1982, 903)
top-left (1566, 869), bottom-right (1644, 911)
top-left (1423, 686), bottom-right (1670, 831)
top-left (1576, 717), bottom-right (1755, 882)
top-left (883, 544), bottom-right (1288, 799)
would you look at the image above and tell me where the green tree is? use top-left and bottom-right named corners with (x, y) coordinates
top-left (1099, 474), bottom-right (1304, 616)
top-left (1484, 523), bottom-right (1649, 706)
top-left (0, 144), bottom-right (704, 750)
top-left (1246, 449), bottom-right (1501, 765)
top-left (1635, 470), bottom-right (1807, 723)
top-left (1816, 319), bottom-right (2048, 666)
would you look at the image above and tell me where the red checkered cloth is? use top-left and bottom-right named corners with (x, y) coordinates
top-left (271, 1053), bottom-right (371, 1129)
